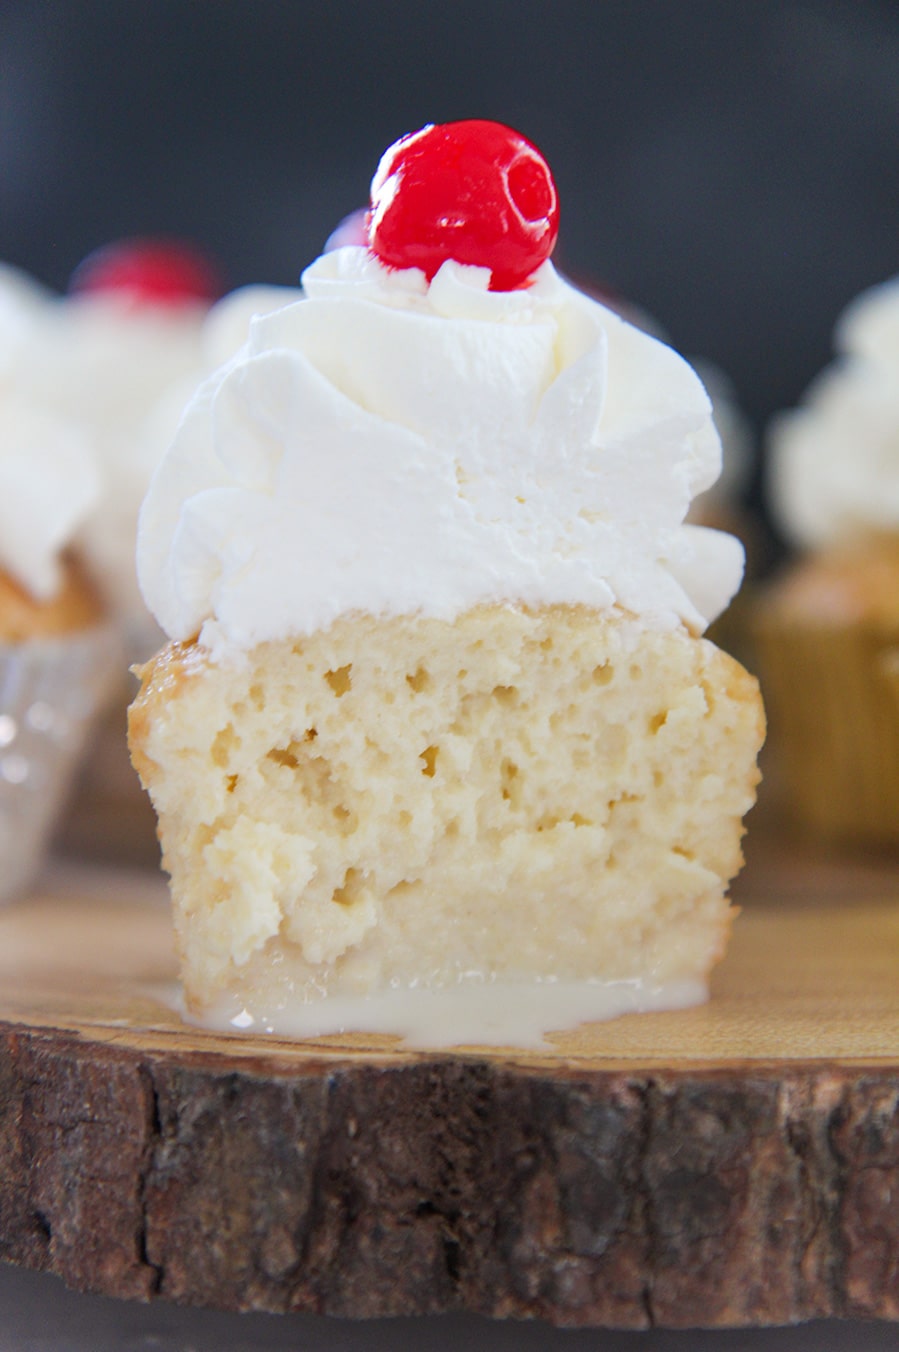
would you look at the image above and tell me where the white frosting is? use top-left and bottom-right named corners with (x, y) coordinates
top-left (15, 293), bottom-right (208, 457)
top-left (200, 283), bottom-right (305, 372)
top-left (5, 286), bottom-right (308, 625)
top-left (4, 293), bottom-right (208, 619)
top-left (836, 275), bottom-right (899, 370)
top-left (138, 248), bottom-right (744, 654)
top-left (769, 275), bottom-right (899, 549)
top-left (565, 284), bottom-right (753, 513)
top-left (690, 360), bottom-right (753, 507)
top-left (0, 264), bottom-right (52, 378)
top-left (0, 267), bottom-right (101, 600)
top-left (0, 397), bottom-right (100, 600)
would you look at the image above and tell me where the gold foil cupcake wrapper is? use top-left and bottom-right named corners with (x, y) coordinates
top-left (881, 649), bottom-right (899, 707)
top-left (0, 625), bottom-right (121, 903)
top-left (753, 613), bottom-right (899, 847)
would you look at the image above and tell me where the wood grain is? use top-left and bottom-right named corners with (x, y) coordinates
top-left (0, 847), bottom-right (897, 1328)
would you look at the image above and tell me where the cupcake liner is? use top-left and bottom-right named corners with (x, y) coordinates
top-left (53, 614), bottom-right (163, 865)
top-left (0, 624), bottom-right (121, 903)
top-left (882, 648), bottom-right (899, 716)
top-left (753, 613), bottom-right (899, 847)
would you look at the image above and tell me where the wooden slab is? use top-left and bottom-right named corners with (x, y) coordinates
top-left (1, 841), bottom-right (898, 1329)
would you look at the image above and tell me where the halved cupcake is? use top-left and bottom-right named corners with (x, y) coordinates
top-left (130, 121), bottom-right (764, 1045)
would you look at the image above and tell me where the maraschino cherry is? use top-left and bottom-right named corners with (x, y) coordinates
top-left (368, 120), bottom-right (559, 292)
top-left (69, 238), bottom-right (221, 307)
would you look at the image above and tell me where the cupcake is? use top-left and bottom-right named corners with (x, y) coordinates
top-left (2, 241), bottom-right (221, 861)
top-left (129, 121), bottom-right (764, 1046)
top-left (0, 387), bottom-right (118, 900)
top-left (758, 276), bottom-right (899, 847)
top-left (37, 240), bottom-right (225, 636)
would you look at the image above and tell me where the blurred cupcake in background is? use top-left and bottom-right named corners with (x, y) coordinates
top-left (4, 239), bottom-right (222, 860)
top-left (37, 239), bottom-right (222, 646)
top-left (884, 648), bottom-right (899, 719)
top-left (199, 278), bottom-right (305, 372)
top-left (0, 382), bottom-right (118, 899)
top-left (0, 263), bottom-right (53, 365)
top-left (323, 205), bottom-right (369, 253)
top-left (29, 240), bottom-right (306, 860)
top-left (756, 275), bottom-right (899, 848)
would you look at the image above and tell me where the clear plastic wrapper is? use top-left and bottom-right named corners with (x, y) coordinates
top-left (0, 624), bottom-right (121, 902)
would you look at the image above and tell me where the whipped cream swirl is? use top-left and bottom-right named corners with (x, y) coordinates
top-left (0, 264), bottom-right (52, 378)
top-left (138, 248), bottom-right (744, 655)
top-left (4, 284), bottom-right (304, 627)
top-left (769, 275), bottom-right (899, 550)
top-left (5, 292), bottom-right (209, 622)
top-left (0, 398), bottom-right (100, 600)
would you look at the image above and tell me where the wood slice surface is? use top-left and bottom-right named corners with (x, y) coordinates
top-left (1, 835), bottom-right (898, 1329)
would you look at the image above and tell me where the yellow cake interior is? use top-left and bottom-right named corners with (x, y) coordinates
top-left (129, 605), bottom-right (764, 1016)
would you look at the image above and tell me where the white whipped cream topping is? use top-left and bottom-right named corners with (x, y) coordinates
top-left (6, 293), bottom-right (209, 620)
top-left (0, 397), bottom-right (100, 600)
top-left (769, 275), bottom-right (899, 549)
top-left (201, 283), bottom-right (305, 372)
top-left (0, 266), bottom-right (101, 600)
top-left (3, 285), bottom-right (302, 626)
top-left (138, 248), bottom-right (744, 655)
top-left (0, 265), bottom-right (52, 378)
top-left (14, 293), bottom-right (208, 457)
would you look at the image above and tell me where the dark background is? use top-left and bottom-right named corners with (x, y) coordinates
top-left (1, 0), bottom-right (898, 509)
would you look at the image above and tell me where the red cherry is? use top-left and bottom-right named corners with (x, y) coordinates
top-left (69, 238), bottom-right (222, 307)
top-left (368, 120), bottom-right (559, 292)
